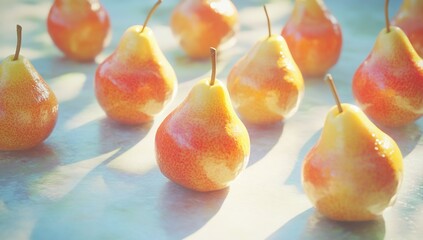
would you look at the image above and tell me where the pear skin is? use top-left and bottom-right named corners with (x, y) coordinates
top-left (47, 0), bottom-right (111, 61)
top-left (227, 34), bottom-right (304, 125)
top-left (171, 0), bottom-right (238, 59)
top-left (392, 0), bottom-right (423, 57)
top-left (0, 26), bottom-right (58, 150)
top-left (95, 1), bottom-right (177, 125)
top-left (281, 0), bottom-right (342, 77)
top-left (352, 26), bottom-right (423, 127)
top-left (302, 104), bottom-right (403, 221)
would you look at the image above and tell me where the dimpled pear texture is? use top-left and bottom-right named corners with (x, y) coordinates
top-left (227, 35), bottom-right (304, 125)
top-left (392, 0), bottom-right (423, 57)
top-left (353, 27), bottom-right (423, 127)
top-left (302, 104), bottom-right (403, 221)
top-left (171, 0), bottom-right (238, 59)
top-left (47, 0), bottom-right (110, 61)
top-left (281, 0), bottom-right (342, 77)
top-left (155, 79), bottom-right (250, 192)
top-left (0, 56), bottom-right (58, 150)
top-left (95, 26), bottom-right (177, 125)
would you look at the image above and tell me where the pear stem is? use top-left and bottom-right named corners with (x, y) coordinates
top-left (264, 5), bottom-right (271, 38)
top-left (210, 47), bottom-right (217, 86)
top-left (13, 25), bottom-right (22, 61)
top-left (141, 0), bottom-right (162, 33)
top-left (385, 0), bottom-right (390, 33)
top-left (325, 74), bottom-right (343, 113)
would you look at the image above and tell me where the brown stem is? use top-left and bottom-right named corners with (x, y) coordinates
top-left (141, 0), bottom-right (162, 33)
top-left (325, 74), bottom-right (343, 113)
top-left (210, 48), bottom-right (217, 86)
top-left (385, 0), bottom-right (390, 33)
top-left (13, 25), bottom-right (22, 61)
top-left (264, 5), bottom-right (271, 38)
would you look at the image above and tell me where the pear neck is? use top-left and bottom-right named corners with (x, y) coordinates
top-left (399, 0), bottom-right (423, 13)
top-left (292, 0), bottom-right (327, 21)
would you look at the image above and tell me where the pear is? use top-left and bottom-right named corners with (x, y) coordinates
top-left (227, 6), bottom-right (304, 125)
top-left (95, 0), bottom-right (177, 125)
top-left (281, 0), bottom-right (342, 77)
top-left (47, 0), bottom-right (111, 61)
top-left (155, 48), bottom-right (250, 192)
top-left (0, 25), bottom-right (58, 150)
top-left (302, 74), bottom-right (403, 222)
top-left (353, 0), bottom-right (423, 127)
top-left (170, 0), bottom-right (238, 59)
top-left (392, 0), bottom-right (423, 57)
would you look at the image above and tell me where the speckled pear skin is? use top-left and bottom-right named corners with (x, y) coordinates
top-left (155, 79), bottom-right (250, 192)
top-left (47, 0), bottom-right (110, 62)
top-left (171, 0), bottom-right (238, 59)
top-left (95, 26), bottom-right (177, 125)
top-left (352, 26), bottom-right (423, 127)
top-left (227, 34), bottom-right (304, 125)
top-left (302, 104), bottom-right (403, 222)
top-left (392, 0), bottom-right (423, 57)
top-left (0, 55), bottom-right (58, 150)
top-left (281, 0), bottom-right (342, 77)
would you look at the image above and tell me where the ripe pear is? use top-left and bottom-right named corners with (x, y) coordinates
top-left (155, 48), bottom-right (250, 192)
top-left (95, 0), bottom-right (177, 125)
top-left (47, 0), bottom-right (111, 62)
top-left (392, 0), bottom-right (423, 57)
top-left (171, 0), bottom-right (238, 59)
top-left (227, 6), bottom-right (304, 125)
top-left (281, 0), bottom-right (342, 77)
top-left (353, 0), bottom-right (423, 127)
top-left (302, 75), bottom-right (403, 222)
top-left (0, 25), bottom-right (58, 150)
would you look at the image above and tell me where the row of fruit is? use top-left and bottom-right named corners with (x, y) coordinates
top-left (0, 0), bottom-right (422, 223)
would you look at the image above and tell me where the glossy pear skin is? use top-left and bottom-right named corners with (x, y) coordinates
top-left (95, 26), bottom-right (177, 125)
top-left (281, 0), bottom-right (342, 77)
top-left (392, 0), bottom-right (423, 57)
top-left (47, 0), bottom-right (110, 61)
top-left (302, 104), bottom-right (403, 221)
top-left (171, 0), bottom-right (238, 59)
top-left (0, 56), bottom-right (58, 150)
top-left (227, 35), bottom-right (304, 125)
top-left (352, 27), bottom-right (423, 127)
top-left (155, 79), bottom-right (250, 192)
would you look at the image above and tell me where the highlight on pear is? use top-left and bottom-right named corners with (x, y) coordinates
top-left (155, 48), bottom-right (250, 192)
top-left (0, 25), bottom-right (58, 150)
top-left (227, 5), bottom-right (304, 125)
top-left (170, 0), bottom-right (239, 59)
top-left (302, 74), bottom-right (403, 221)
top-left (47, 0), bottom-right (111, 62)
top-left (352, 0), bottom-right (423, 127)
top-left (281, 0), bottom-right (342, 77)
top-left (95, 0), bottom-right (177, 125)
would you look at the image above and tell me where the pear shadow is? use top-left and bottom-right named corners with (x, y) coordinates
top-left (267, 209), bottom-right (386, 240)
top-left (379, 123), bottom-right (422, 157)
top-left (158, 182), bottom-right (229, 240)
top-left (244, 121), bottom-right (284, 167)
top-left (284, 129), bottom-right (322, 191)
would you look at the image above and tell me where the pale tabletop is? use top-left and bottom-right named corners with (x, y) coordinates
top-left (0, 0), bottom-right (422, 239)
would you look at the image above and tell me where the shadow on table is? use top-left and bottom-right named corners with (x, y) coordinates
top-left (158, 182), bottom-right (228, 240)
top-left (267, 208), bottom-right (386, 240)
top-left (244, 121), bottom-right (284, 167)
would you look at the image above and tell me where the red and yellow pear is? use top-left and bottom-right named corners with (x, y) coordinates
top-left (0, 25), bottom-right (58, 150)
top-left (155, 48), bottom-right (250, 192)
top-left (353, 0), bottom-right (423, 127)
top-left (392, 0), bottom-right (423, 57)
top-left (95, 0), bottom-right (177, 125)
top-left (47, 0), bottom-right (111, 62)
top-left (170, 0), bottom-right (238, 59)
top-left (281, 0), bottom-right (342, 77)
top-left (227, 6), bottom-right (304, 125)
top-left (302, 74), bottom-right (403, 221)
